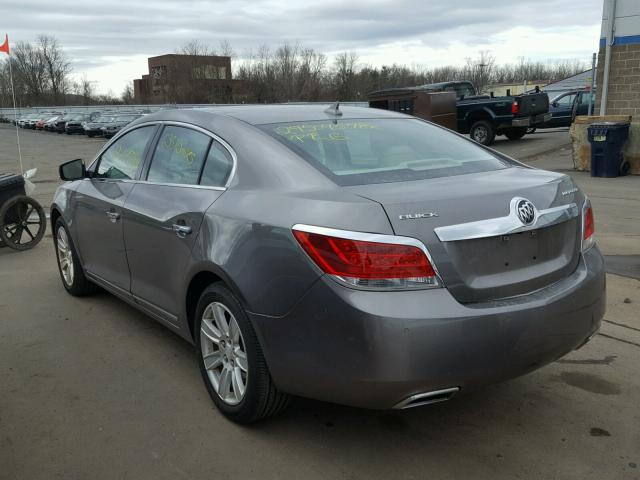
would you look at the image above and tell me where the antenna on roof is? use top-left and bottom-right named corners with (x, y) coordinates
top-left (324, 101), bottom-right (342, 117)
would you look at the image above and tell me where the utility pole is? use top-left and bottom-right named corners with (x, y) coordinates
top-left (600, 0), bottom-right (617, 115)
top-left (588, 52), bottom-right (596, 116)
top-left (478, 63), bottom-right (487, 94)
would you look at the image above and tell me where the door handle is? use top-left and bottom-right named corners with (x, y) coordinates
top-left (106, 211), bottom-right (121, 223)
top-left (172, 224), bottom-right (192, 238)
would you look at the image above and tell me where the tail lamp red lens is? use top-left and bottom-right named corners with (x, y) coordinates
top-left (582, 204), bottom-right (595, 252)
top-left (583, 206), bottom-right (594, 240)
top-left (511, 101), bottom-right (519, 114)
top-left (292, 229), bottom-right (438, 289)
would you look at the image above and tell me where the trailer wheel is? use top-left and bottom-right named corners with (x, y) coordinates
top-left (0, 196), bottom-right (46, 251)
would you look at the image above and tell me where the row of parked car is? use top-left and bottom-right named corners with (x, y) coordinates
top-left (6, 110), bottom-right (147, 139)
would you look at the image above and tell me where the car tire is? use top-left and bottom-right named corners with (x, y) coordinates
top-left (619, 161), bottom-right (631, 176)
top-left (54, 218), bottom-right (98, 296)
top-left (195, 283), bottom-right (290, 423)
top-left (504, 127), bottom-right (527, 141)
top-left (87, 133), bottom-right (94, 138)
top-left (470, 120), bottom-right (496, 146)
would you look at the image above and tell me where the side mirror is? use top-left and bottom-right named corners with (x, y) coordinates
top-left (551, 101), bottom-right (558, 108)
top-left (59, 159), bottom-right (86, 181)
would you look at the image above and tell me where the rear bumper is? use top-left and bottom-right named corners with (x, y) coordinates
top-left (512, 112), bottom-right (553, 127)
top-left (250, 246), bottom-right (605, 409)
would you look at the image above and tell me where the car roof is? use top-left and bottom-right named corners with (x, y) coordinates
top-left (142, 104), bottom-right (407, 126)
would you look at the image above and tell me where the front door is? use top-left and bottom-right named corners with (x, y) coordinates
top-left (123, 125), bottom-right (234, 319)
top-left (74, 125), bottom-right (157, 291)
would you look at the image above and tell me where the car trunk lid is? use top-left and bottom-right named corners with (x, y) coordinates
top-left (346, 167), bottom-right (583, 304)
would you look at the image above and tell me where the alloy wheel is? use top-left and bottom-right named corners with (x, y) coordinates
top-left (200, 302), bottom-right (248, 405)
top-left (56, 227), bottom-right (74, 286)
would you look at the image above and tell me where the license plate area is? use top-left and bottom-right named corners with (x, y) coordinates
top-left (593, 135), bottom-right (606, 142)
top-left (441, 218), bottom-right (579, 288)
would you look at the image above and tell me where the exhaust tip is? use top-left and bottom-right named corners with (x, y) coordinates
top-left (393, 387), bottom-right (460, 410)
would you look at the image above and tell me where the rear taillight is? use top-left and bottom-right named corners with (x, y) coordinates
top-left (511, 101), bottom-right (519, 114)
top-left (292, 225), bottom-right (440, 289)
top-left (582, 200), bottom-right (595, 252)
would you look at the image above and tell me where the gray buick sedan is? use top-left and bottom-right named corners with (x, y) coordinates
top-left (51, 105), bottom-right (605, 423)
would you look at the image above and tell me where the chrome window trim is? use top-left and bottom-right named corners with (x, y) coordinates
top-left (291, 223), bottom-right (444, 289)
top-left (84, 177), bottom-right (225, 192)
top-left (90, 120), bottom-right (237, 189)
top-left (434, 198), bottom-right (579, 242)
top-left (134, 180), bottom-right (226, 191)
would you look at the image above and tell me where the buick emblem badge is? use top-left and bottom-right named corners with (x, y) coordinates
top-left (516, 199), bottom-right (536, 225)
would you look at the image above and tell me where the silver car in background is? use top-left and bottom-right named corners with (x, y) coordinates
top-left (51, 105), bottom-right (605, 423)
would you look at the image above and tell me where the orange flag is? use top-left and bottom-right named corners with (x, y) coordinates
top-left (0, 34), bottom-right (9, 55)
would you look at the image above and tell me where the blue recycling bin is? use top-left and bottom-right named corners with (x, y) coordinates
top-left (587, 121), bottom-right (631, 177)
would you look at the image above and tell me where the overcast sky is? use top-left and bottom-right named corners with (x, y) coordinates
top-left (2, 0), bottom-right (604, 95)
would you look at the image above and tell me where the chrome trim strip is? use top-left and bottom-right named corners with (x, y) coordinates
top-left (434, 199), bottom-right (579, 242)
top-left (90, 119), bottom-right (238, 189)
top-left (134, 180), bottom-right (226, 191)
top-left (85, 177), bottom-right (225, 192)
top-left (393, 387), bottom-right (460, 410)
top-left (291, 223), bottom-right (444, 288)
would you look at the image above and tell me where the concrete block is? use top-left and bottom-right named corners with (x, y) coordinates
top-left (571, 115), bottom-right (639, 174)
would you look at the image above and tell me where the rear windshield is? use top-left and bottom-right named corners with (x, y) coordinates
top-left (260, 118), bottom-right (509, 186)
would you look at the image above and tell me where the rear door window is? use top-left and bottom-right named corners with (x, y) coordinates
top-left (579, 92), bottom-right (595, 105)
top-left (147, 126), bottom-right (211, 185)
top-left (199, 141), bottom-right (233, 187)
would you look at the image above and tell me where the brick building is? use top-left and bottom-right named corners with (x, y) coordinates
top-left (595, 0), bottom-right (640, 116)
top-left (133, 54), bottom-right (245, 104)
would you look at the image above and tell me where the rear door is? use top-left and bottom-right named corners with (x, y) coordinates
top-left (74, 125), bottom-right (157, 291)
top-left (549, 93), bottom-right (577, 127)
top-left (123, 124), bottom-right (234, 322)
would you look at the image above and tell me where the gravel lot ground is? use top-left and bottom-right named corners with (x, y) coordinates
top-left (0, 124), bottom-right (639, 480)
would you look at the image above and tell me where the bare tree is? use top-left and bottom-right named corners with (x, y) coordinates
top-left (121, 83), bottom-right (135, 104)
top-left (38, 35), bottom-right (72, 102)
top-left (177, 40), bottom-right (217, 56)
top-left (464, 51), bottom-right (495, 94)
top-left (12, 41), bottom-right (48, 102)
top-left (333, 51), bottom-right (359, 100)
top-left (73, 74), bottom-right (94, 104)
top-left (5, 36), bottom-right (589, 107)
top-left (219, 40), bottom-right (235, 58)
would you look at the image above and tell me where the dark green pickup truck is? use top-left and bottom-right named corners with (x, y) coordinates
top-left (369, 81), bottom-right (552, 146)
